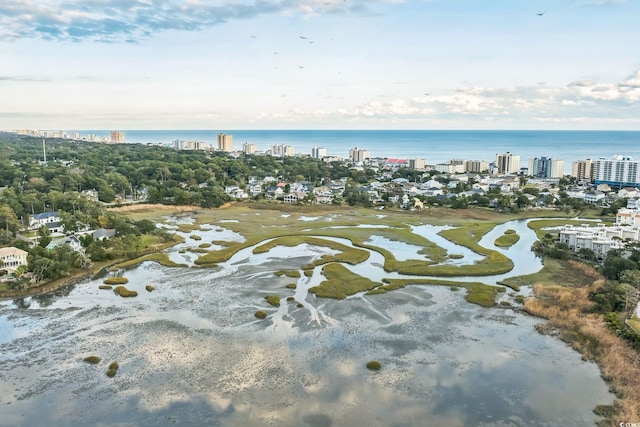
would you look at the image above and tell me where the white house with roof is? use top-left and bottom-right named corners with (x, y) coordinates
top-left (46, 235), bottom-right (83, 252)
top-left (29, 211), bottom-right (61, 229)
top-left (92, 228), bottom-right (116, 240)
top-left (0, 247), bottom-right (28, 273)
top-left (618, 187), bottom-right (640, 199)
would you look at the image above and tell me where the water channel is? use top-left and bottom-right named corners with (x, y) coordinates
top-left (0, 217), bottom-right (614, 426)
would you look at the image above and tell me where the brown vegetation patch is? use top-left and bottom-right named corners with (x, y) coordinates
top-left (523, 260), bottom-right (640, 423)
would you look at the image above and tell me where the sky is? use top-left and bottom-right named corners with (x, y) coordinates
top-left (2, 0), bottom-right (640, 130)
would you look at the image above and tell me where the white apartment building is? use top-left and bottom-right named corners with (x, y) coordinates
top-left (496, 152), bottom-right (521, 175)
top-left (434, 163), bottom-right (465, 174)
top-left (311, 147), bottom-right (327, 159)
top-left (349, 147), bottom-right (371, 163)
top-left (559, 224), bottom-right (627, 259)
top-left (243, 143), bottom-right (257, 155)
top-left (271, 144), bottom-right (295, 157)
top-left (593, 155), bottom-right (640, 188)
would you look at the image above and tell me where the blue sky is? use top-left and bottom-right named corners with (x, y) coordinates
top-left (2, 0), bottom-right (640, 130)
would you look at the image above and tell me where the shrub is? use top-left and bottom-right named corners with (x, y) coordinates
top-left (255, 310), bottom-right (267, 319)
top-left (366, 360), bottom-right (381, 371)
top-left (83, 356), bottom-right (101, 364)
top-left (284, 271), bottom-right (301, 278)
top-left (265, 295), bottom-right (280, 307)
top-left (113, 286), bottom-right (138, 297)
top-left (104, 277), bottom-right (128, 285)
top-left (106, 361), bottom-right (119, 377)
top-left (515, 295), bottom-right (525, 304)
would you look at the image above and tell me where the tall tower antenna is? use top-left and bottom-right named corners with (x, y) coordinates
top-left (42, 139), bottom-right (47, 163)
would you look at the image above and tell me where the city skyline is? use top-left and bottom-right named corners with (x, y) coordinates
top-left (2, 0), bottom-right (640, 130)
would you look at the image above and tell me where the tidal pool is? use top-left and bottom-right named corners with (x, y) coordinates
top-left (0, 220), bottom-right (615, 427)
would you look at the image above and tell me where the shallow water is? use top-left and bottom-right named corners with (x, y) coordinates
top-left (0, 219), bottom-right (614, 427)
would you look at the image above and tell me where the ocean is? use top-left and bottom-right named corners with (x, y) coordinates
top-left (71, 130), bottom-right (640, 172)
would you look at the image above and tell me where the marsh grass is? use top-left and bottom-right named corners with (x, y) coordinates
top-left (83, 356), bottom-right (101, 364)
top-left (285, 283), bottom-right (297, 289)
top-left (106, 362), bottom-right (119, 377)
top-left (116, 252), bottom-right (188, 268)
top-left (189, 234), bottom-right (202, 241)
top-left (366, 360), bottom-right (381, 371)
top-left (113, 286), bottom-right (138, 297)
top-left (104, 277), bottom-right (128, 285)
top-left (99, 285), bottom-right (112, 290)
top-left (523, 260), bottom-right (640, 423)
top-left (309, 264), bottom-right (380, 299)
top-left (198, 243), bottom-right (212, 248)
top-left (265, 295), bottom-right (281, 307)
top-left (145, 285), bottom-right (154, 292)
top-left (254, 310), bottom-right (267, 319)
top-left (495, 230), bottom-right (520, 247)
top-left (378, 278), bottom-right (502, 307)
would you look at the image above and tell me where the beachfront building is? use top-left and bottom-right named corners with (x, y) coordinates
top-left (243, 143), bottom-right (257, 155)
top-left (528, 157), bottom-right (565, 179)
top-left (409, 158), bottom-right (426, 170)
top-left (271, 144), bottom-right (295, 157)
top-left (496, 152), bottom-right (520, 175)
top-left (110, 131), bottom-right (125, 144)
top-left (571, 159), bottom-right (594, 181)
top-left (465, 160), bottom-right (489, 173)
top-left (311, 147), bottom-right (327, 159)
top-left (593, 155), bottom-right (640, 189)
top-left (217, 133), bottom-right (233, 152)
top-left (349, 147), bottom-right (371, 163)
top-left (0, 247), bottom-right (28, 273)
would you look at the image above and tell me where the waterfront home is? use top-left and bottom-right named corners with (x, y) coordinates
top-left (46, 235), bottom-right (83, 253)
top-left (0, 246), bottom-right (28, 273)
top-left (283, 192), bottom-right (306, 204)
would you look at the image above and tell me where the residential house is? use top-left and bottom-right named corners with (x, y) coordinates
top-left (92, 228), bottom-right (116, 240)
top-left (283, 192), bottom-right (306, 204)
top-left (81, 189), bottom-right (99, 202)
top-left (584, 191), bottom-right (606, 204)
top-left (313, 187), bottom-right (334, 204)
top-left (46, 235), bottom-right (83, 252)
top-left (29, 211), bottom-right (61, 229)
top-left (618, 187), bottom-right (640, 200)
top-left (0, 246), bottom-right (28, 273)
